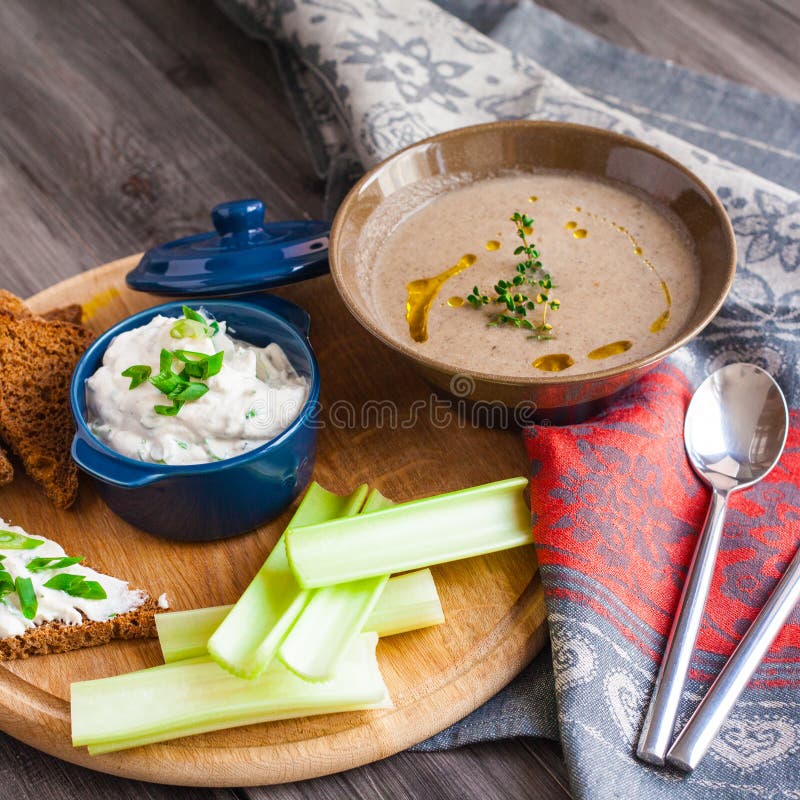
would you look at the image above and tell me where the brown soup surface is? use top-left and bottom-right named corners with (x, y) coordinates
top-left (369, 171), bottom-right (701, 378)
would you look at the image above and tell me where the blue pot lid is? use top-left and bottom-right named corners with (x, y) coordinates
top-left (126, 199), bottom-right (330, 296)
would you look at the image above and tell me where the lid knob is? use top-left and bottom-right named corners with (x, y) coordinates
top-left (211, 199), bottom-right (265, 236)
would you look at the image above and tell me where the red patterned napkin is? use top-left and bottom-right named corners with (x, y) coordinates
top-left (523, 365), bottom-right (800, 794)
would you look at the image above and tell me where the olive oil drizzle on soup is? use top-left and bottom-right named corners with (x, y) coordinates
top-left (371, 171), bottom-right (701, 378)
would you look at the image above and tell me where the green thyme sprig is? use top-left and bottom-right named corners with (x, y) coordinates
top-left (121, 307), bottom-right (223, 416)
top-left (467, 211), bottom-right (561, 341)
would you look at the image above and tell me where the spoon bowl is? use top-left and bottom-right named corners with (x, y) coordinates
top-left (685, 363), bottom-right (789, 493)
top-left (637, 363), bottom-right (788, 765)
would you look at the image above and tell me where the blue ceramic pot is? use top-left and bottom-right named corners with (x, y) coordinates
top-left (69, 295), bottom-right (320, 542)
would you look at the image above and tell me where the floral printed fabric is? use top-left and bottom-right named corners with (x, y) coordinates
top-left (221, 0), bottom-right (800, 406)
top-left (526, 366), bottom-right (800, 798)
top-left (216, 1), bottom-right (800, 796)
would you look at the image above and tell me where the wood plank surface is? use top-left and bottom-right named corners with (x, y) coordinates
top-left (537, 0), bottom-right (800, 101)
top-left (0, 0), bottom-right (796, 798)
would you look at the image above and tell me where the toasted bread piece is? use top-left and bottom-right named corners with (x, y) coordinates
top-left (0, 444), bottom-right (12, 485)
top-left (0, 290), bottom-right (32, 320)
top-left (0, 290), bottom-right (28, 486)
top-left (0, 316), bottom-right (94, 507)
top-left (0, 290), bottom-right (84, 326)
top-left (41, 304), bottom-right (84, 326)
top-left (0, 518), bottom-right (165, 660)
top-left (0, 598), bottom-right (159, 660)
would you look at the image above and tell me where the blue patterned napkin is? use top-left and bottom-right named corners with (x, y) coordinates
top-left (217, 1), bottom-right (800, 796)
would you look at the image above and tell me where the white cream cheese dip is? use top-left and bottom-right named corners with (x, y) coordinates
top-left (86, 311), bottom-right (309, 466)
top-left (0, 519), bottom-right (147, 638)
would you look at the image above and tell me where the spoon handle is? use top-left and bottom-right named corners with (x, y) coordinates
top-left (636, 488), bottom-right (728, 765)
top-left (666, 543), bottom-right (800, 771)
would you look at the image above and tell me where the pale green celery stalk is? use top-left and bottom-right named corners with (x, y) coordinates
top-left (286, 477), bottom-right (531, 588)
top-left (156, 568), bottom-right (444, 663)
top-left (277, 489), bottom-right (394, 682)
top-left (362, 568), bottom-right (444, 637)
top-left (206, 482), bottom-right (369, 678)
top-left (73, 633), bottom-right (389, 755)
top-left (157, 606), bottom-right (226, 662)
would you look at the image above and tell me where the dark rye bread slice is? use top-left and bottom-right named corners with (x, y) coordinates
top-left (0, 446), bottom-right (12, 486)
top-left (0, 290), bottom-right (83, 326)
top-left (0, 289), bottom-right (33, 320)
top-left (0, 289), bottom-right (25, 485)
top-left (41, 303), bottom-right (84, 326)
top-left (0, 597), bottom-right (159, 661)
top-left (0, 290), bottom-right (88, 495)
top-left (0, 316), bottom-right (94, 508)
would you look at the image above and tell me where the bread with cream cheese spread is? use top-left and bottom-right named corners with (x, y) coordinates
top-left (0, 597), bottom-right (160, 660)
top-left (0, 518), bottom-right (165, 660)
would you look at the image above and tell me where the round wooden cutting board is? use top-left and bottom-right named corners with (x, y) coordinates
top-left (0, 256), bottom-right (548, 787)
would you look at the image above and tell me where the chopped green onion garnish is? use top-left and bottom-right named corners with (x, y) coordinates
top-left (159, 348), bottom-right (173, 373)
top-left (121, 365), bottom-right (151, 389)
top-left (43, 573), bottom-right (84, 592)
top-left (149, 370), bottom-right (185, 396)
top-left (0, 530), bottom-right (44, 549)
top-left (75, 581), bottom-right (107, 600)
top-left (15, 576), bottom-right (37, 619)
top-left (173, 350), bottom-right (224, 380)
top-left (204, 351), bottom-right (224, 376)
top-left (27, 556), bottom-right (84, 572)
top-left (154, 402), bottom-right (184, 416)
top-left (170, 307), bottom-right (218, 340)
top-left (182, 305), bottom-right (207, 324)
top-left (126, 343), bottom-right (222, 418)
top-left (0, 567), bottom-right (14, 599)
top-left (43, 573), bottom-right (108, 600)
top-left (170, 318), bottom-right (208, 339)
top-left (172, 349), bottom-right (206, 363)
top-left (169, 382), bottom-right (209, 404)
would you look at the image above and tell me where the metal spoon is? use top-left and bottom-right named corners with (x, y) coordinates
top-left (667, 540), bottom-right (800, 771)
top-left (636, 363), bottom-right (788, 766)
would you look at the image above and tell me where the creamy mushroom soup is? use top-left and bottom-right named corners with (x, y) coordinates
top-left (369, 171), bottom-right (701, 377)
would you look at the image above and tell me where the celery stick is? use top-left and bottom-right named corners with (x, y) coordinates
top-left (156, 568), bottom-right (444, 663)
top-left (207, 482), bottom-right (369, 678)
top-left (286, 477), bottom-right (531, 588)
top-left (363, 568), bottom-right (444, 637)
top-left (73, 633), bottom-right (389, 755)
top-left (157, 606), bottom-right (229, 662)
top-left (278, 489), bottom-right (395, 681)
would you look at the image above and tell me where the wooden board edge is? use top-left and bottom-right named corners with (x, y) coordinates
top-left (25, 254), bottom-right (143, 313)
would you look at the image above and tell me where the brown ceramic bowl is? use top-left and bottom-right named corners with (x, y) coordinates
top-left (329, 121), bottom-right (736, 421)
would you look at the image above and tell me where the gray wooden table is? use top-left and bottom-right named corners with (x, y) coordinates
top-left (1, 1), bottom-right (797, 798)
